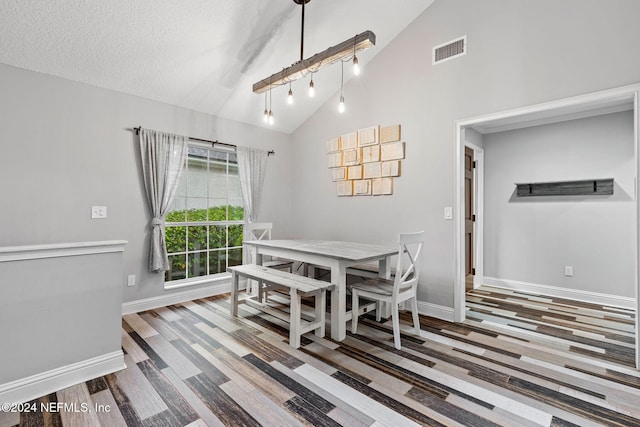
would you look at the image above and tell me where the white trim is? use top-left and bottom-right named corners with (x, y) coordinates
top-left (0, 351), bottom-right (125, 405)
top-left (635, 90), bottom-right (640, 369)
top-left (483, 277), bottom-right (636, 309)
top-left (0, 240), bottom-right (127, 262)
top-left (123, 280), bottom-right (232, 314)
top-left (417, 300), bottom-right (455, 322)
top-left (164, 272), bottom-right (231, 290)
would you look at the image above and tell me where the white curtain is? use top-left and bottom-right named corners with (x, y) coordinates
top-left (237, 146), bottom-right (269, 223)
top-left (139, 128), bottom-right (188, 272)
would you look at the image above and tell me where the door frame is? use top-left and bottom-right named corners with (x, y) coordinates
top-left (453, 83), bottom-right (640, 369)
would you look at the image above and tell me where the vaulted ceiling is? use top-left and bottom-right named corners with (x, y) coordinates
top-left (0, 0), bottom-right (433, 134)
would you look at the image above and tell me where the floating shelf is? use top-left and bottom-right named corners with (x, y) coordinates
top-left (515, 178), bottom-right (614, 197)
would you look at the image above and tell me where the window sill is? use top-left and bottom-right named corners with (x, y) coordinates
top-left (164, 272), bottom-right (231, 291)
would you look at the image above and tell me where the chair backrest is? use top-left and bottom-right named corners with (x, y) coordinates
top-left (243, 222), bottom-right (273, 241)
top-left (393, 231), bottom-right (424, 295)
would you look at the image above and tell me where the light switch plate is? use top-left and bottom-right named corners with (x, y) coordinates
top-left (444, 206), bottom-right (453, 220)
top-left (91, 206), bottom-right (107, 219)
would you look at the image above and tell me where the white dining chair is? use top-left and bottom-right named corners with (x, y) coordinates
top-left (244, 222), bottom-right (294, 271)
top-left (350, 231), bottom-right (424, 349)
top-left (243, 222), bottom-right (294, 300)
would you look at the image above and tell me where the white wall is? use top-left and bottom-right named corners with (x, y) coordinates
top-left (0, 63), bottom-right (292, 304)
top-left (483, 111), bottom-right (635, 297)
top-left (289, 0), bottom-right (640, 309)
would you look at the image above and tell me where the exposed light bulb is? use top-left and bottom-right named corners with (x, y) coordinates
top-left (352, 56), bottom-right (360, 76)
top-left (263, 109), bottom-right (268, 123)
top-left (338, 95), bottom-right (345, 113)
top-left (287, 87), bottom-right (293, 105)
top-left (268, 110), bottom-right (274, 125)
top-left (308, 77), bottom-right (315, 97)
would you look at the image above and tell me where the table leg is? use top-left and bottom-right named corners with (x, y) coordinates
top-left (230, 270), bottom-right (239, 316)
top-left (330, 263), bottom-right (347, 341)
top-left (378, 256), bottom-right (391, 279)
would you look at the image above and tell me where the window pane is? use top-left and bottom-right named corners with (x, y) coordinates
top-left (209, 225), bottom-right (227, 249)
top-left (188, 251), bottom-right (208, 278)
top-left (187, 158), bottom-right (208, 198)
top-left (207, 199), bottom-right (228, 221)
top-left (228, 171), bottom-right (241, 198)
top-left (229, 202), bottom-right (244, 221)
top-left (228, 248), bottom-right (243, 267)
top-left (208, 250), bottom-right (226, 275)
top-left (165, 225), bottom-right (187, 253)
top-left (187, 226), bottom-right (208, 252)
top-left (166, 254), bottom-right (186, 281)
top-left (208, 160), bottom-right (228, 199)
top-left (167, 198), bottom-right (186, 222)
top-left (228, 225), bottom-right (243, 248)
top-left (186, 199), bottom-right (208, 222)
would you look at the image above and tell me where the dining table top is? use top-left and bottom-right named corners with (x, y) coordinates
top-left (243, 239), bottom-right (397, 262)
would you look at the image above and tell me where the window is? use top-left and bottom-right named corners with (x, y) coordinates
top-left (164, 146), bottom-right (244, 282)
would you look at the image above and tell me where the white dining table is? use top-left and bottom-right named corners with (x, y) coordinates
top-left (242, 239), bottom-right (397, 341)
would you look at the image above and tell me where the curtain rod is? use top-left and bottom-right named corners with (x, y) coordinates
top-left (134, 127), bottom-right (275, 156)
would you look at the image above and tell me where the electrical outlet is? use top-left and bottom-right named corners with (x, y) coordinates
top-left (564, 266), bottom-right (574, 277)
top-left (91, 206), bottom-right (107, 219)
top-left (127, 275), bottom-right (136, 287)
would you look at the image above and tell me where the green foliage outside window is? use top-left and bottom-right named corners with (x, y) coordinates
top-left (164, 205), bottom-right (244, 281)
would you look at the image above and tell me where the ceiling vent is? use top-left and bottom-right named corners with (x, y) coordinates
top-left (432, 35), bottom-right (467, 65)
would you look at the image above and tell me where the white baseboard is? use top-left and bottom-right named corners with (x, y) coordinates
top-left (122, 281), bottom-right (231, 315)
top-left (483, 277), bottom-right (635, 309)
top-left (417, 300), bottom-right (455, 322)
top-left (0, 351), bottom-right (125, 405)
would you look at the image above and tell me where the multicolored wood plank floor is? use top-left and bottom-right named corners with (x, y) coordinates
top-left (1, 285), bottom-right (638, 426)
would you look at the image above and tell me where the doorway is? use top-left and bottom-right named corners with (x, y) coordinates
top-left (464, 146), bottom-right (474, 292)
top-left (454, 83), bottom-right (640, 369)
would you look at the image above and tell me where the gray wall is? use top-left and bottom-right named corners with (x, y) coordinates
top-left (0, 63), bottom-right (293, 303)
top-left (0, 245), bottom-right (124, 386)
top-left (289, 0), bottom-right (640, 308)
top-left (483, 111), bottom-right (635, 297)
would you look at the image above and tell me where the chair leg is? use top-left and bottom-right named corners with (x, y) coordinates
top-left (351, 290), bottom-right (359, 334)
top-left (410, 297), bottom-right (421, 336)
top-left (375, 301), bottom-right (383, 322)
top-left (392, 303), bottom-right (401, 350)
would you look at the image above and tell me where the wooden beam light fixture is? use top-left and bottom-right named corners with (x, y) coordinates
top-left (252, 0), bottom-right (376, 95)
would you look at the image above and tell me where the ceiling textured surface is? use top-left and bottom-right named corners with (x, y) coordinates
top-left (0, 0), bottom-right (433, 133)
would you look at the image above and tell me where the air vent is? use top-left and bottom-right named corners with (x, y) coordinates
top-left (432, 35), bottom-right (467, 65)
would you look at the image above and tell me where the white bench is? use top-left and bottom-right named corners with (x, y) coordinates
top-left (228, 264), bottom-right (334, 348)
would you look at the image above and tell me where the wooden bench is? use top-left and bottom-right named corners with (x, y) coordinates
top-left (228, 264), bottom-right (334, 348)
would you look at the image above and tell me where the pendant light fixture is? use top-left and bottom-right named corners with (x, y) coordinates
top-left (308, 73), bottom-right (315, 97)
top-left (352, 37), bottom-right (360, 76)
top-left (253, 0), bottom-right (375, 121)
top-left (338, 61), bottom-right (345, 113)
top-left (263, 92), bottom-right (268, 122)
top-left (268, 81), bottom-right (274, 125)
top-left (287, 82), bottom-right (294, 104)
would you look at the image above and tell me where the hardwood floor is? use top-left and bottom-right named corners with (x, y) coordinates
top-left (2, 285), bottom-right (638, 426)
